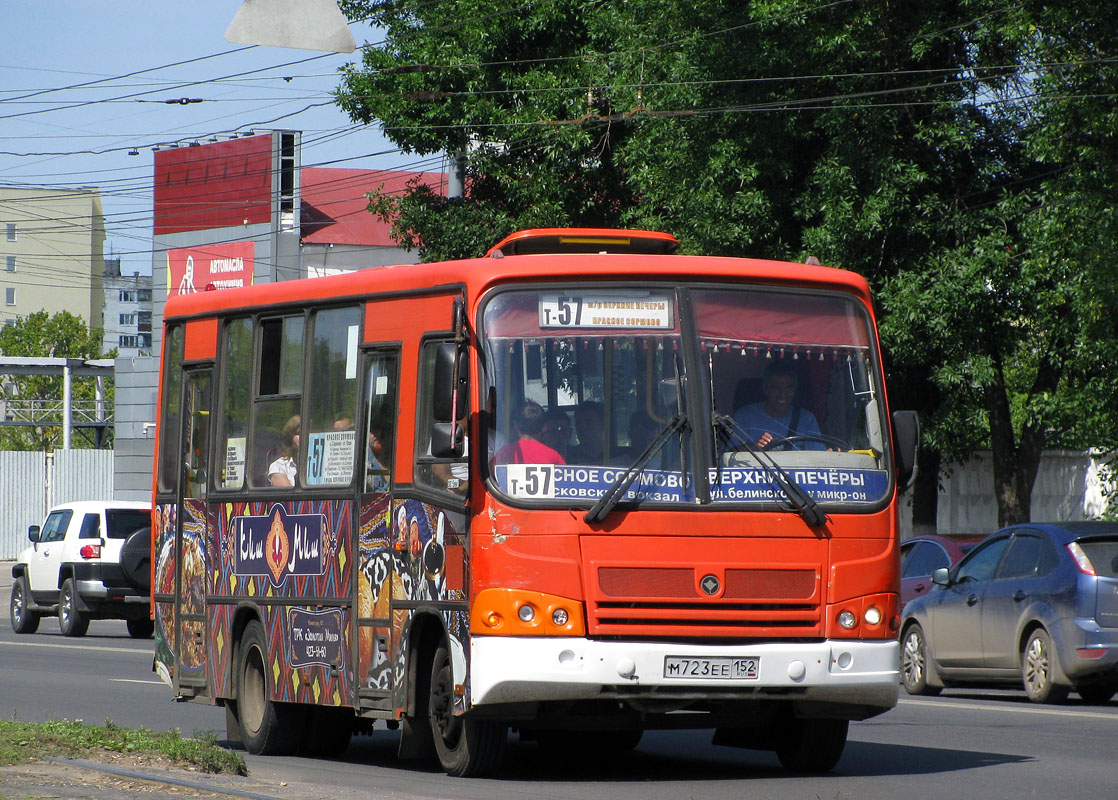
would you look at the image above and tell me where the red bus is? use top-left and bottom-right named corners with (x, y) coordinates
top-left (152, 228), bottom-right (917, 776)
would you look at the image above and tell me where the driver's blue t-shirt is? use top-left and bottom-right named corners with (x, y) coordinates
top-left (732, 403), bottom-right (825, 450)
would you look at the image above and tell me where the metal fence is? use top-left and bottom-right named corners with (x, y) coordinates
top-left (0, 450), bottom-right (114, 559)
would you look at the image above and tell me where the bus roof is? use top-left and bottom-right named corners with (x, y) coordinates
top-left (162, 233), bottom-right (872, 321)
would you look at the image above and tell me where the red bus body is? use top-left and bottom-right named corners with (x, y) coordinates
top-left (152, 229), bottom-right (905, 775)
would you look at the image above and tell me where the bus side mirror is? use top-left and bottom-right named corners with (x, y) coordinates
top-left (431, 422), bottom-right (464, 458)
top-left (28, 525), bottom-right (40, 544)
top-left (892, 410), bottom-right (919, 492)
top-left (433, 343), bottom-right (467, 423)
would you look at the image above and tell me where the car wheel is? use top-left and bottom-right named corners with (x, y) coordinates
top-left (127, 617), bottom-right (155, 639)
top-left (1022, 628), bottom-right (1069, 704)
top-left (58, 579), bottom-right (90, 637)
top-left (428, 642), bottom-right (506, 777)
top-left (10, 576), bottom-right (40, 634)
top-left (1076, 684), bottom-right (1116, 705)
top-left (236, 620), bottom-right (303, 755)
top-left (900, 623), bottom-right (941, 696)
top-left (775, 718), bottom-right (849, 773)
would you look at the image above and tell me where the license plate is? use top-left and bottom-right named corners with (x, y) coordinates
top-left (663, 656), bottom-right (759, 680)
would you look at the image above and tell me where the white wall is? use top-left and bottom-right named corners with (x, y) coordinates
top-left (900, 449), bottom-right (1115, 539)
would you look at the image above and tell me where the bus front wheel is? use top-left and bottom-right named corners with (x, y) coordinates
top-left (236, 620), bottom-right (303, 755)
top-left (775, 718), bottom-right (848, 773)
top-left (428, 643), bottom-right (506, 777)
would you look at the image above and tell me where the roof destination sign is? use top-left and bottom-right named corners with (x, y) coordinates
top-left (539, 292), bottom-right (674, 329)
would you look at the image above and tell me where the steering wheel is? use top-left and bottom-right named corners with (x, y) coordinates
top-left (762, 433), bottom-right (851, 451)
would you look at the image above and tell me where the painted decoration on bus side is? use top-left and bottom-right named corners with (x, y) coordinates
top-left (289, 608), bottom-right (344, 668)
top-left (152, 502), bottom-right (177, 686)
top-left (357, 496), bottom-right (469, 713)
top-left (208, 500), bottom-right (354, 708)
top-left (230, 503), bottom-right (334, 586)
top-left (152, 499), bottom-right (209, 680)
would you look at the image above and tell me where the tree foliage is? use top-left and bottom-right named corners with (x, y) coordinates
top-left (337, 0), bottom-right (1118, 523)
top-left (0, 311), bottom-right (113, 451)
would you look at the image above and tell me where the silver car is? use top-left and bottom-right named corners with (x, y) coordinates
top-left (900, 522), bottom-right (1118, 703)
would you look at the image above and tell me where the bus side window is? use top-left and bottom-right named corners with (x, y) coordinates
top-left (363, 351), bottom-right (398, 494)
top-left (252, 315), bottom-right (304, 488)
top-left (157, 324), bottom-right (185, 495)
top-left (416, 339), bottom-right (468, 496)
top-left (217, 317), bottom-right (252, 489)
top-left (303, 306), bottom-right (361, 487)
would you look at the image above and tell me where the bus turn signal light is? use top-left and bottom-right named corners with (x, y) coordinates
top-left (471, 589), bottom-right (585, 636)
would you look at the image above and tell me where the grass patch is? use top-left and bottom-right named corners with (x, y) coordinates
top-left (0, 718), bottom-right (247, 775)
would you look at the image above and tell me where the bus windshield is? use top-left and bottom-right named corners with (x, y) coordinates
top-left (481, 285), bottom-right (890, 508)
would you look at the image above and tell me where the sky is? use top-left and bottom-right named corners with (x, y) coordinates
top-left (0, 2), bottom-right (430, 278)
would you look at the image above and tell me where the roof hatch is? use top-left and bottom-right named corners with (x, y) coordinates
top-left (486, 228), bottom-right (680, 258)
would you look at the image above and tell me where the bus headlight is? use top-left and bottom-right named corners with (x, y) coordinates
top-left (837, 610), bottom-right (858, 629)
top-left (471, 589), bottom-right (585, 636)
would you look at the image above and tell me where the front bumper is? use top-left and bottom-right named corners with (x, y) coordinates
top-left (471, 636), bottom-right (899, 715)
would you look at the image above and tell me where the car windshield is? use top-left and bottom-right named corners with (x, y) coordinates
top-left (481, 285), bottom-right (890, 509)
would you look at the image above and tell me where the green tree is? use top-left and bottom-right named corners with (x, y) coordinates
top-left (336, 0), bottom-right (1118, 524)
top-left (0, 310), bottom-right (114, 451)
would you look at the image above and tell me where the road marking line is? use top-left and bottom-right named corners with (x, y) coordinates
top-left (0, 639), bottom-right (151, 656)
top-left (109, 678), bottom-right (166, 685)
top-left (899, 697), bottom-right (1118, 721)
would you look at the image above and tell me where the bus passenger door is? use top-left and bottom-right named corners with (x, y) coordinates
top-left (174, 369), bottom-right (212, 697)
top-left (356, 350), bottom-right (399, 708)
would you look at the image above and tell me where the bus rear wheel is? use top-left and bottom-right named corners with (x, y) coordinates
top-left (236, 620), bottom-right (303, 755)
top-left (775, 718), bottom-right (848, 773)
top-left (428, 643), bottom-right (505, 777)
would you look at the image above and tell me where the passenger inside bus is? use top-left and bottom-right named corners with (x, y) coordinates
top-left (365, 424), bottom-right (390, 493)
top-left (732, 362), bottom-right (825, 451)
top-left (494, 401), bottom-right (566, 465)
top-left (539, 408), bottom-right (572, 461)
top-left (567, 401), bottom-right (604, 464)
top-left (267, 414), bottom-right (301, 486)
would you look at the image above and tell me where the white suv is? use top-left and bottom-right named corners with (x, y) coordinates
top-left (9, 501), bottom-right (153, 638)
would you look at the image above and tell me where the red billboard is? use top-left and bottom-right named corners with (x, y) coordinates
top-left (167, 241), bottom-right (254, 295)
top-left (154, 135), bottom-right (272, 235)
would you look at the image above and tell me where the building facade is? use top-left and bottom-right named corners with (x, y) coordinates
top-left (0, 186), bottom-right (105, 330)
top-left (101, 258), bottom-right (153, 357)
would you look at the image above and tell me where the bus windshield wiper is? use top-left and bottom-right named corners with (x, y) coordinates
top-left (584, 414), bottom-right (689, 524)
top-left (712, 412), bottom-right (827, 528)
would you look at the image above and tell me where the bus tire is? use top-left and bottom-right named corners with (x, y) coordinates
top-left (58, 579), bottom-right (89, 637)
top-left (428, 643), bottom-right (505, 777)
top-left (236, 620), bottom-right (303, 755)
top-left (775, 718), bottom-right (848, 773)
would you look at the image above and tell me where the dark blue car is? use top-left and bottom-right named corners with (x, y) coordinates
top-left (900, 521), bottom-right (1118, 703)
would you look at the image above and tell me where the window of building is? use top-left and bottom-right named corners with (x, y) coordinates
top-left (119, 290), bottom-right (136, 303)
top-left (4, 288), bottom-right (14, 306)
top-left (119, 334), bottom-right (139, 348)
top-left (5, 256), bottom-right (14, 273)
top-left (138, 311), bottom-right (152, 332)
top-left (139, 289), bottom-right (152, 302)
top-left (120, 313), bottom-right (137, 326)
top-left (5, 224), bottom-right (15, 242)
